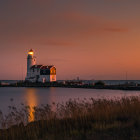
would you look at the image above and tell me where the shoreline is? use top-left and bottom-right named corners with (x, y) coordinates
top-left (1, 83), bottom-right (140, 91)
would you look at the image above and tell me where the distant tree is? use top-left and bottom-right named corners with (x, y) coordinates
top-left (94, 81), bottom-right (105, 86)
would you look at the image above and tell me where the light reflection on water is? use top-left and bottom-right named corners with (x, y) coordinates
top-left (24, 88), bottom-right (57, 121)
top-left (1, 87), bottom-right (140, 116)
top-left (24, 88), bottom-right (38, 122)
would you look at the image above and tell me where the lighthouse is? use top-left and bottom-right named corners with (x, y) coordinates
top-left (26, 49), bottom-right (36, 80)
top-left (25, 49), bottom-right (56, 83)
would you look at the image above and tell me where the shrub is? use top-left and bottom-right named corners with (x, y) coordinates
top-left (94, 80), bottom-right (105, 86)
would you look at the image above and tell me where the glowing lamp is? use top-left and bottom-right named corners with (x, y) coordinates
top-left (28, 51), bottom-right (33, 55)
top-left (28, 49), bottom-right (34, 55)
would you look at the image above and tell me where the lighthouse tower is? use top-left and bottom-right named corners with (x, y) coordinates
top-left (26, 49), bottom-right (36, 80)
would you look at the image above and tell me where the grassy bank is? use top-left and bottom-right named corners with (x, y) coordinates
top-left (1, 97), bottom-right (140, 140)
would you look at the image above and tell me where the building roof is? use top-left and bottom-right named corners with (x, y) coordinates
top-left (31, 65), bottom-right (43, 69)
top-left (41, 65), bottom-right (54, 70)
top-left (30, 65), bottom-right (55, 69)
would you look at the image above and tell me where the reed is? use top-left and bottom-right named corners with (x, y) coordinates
top-left (1, 96), bottom-right (140, 140)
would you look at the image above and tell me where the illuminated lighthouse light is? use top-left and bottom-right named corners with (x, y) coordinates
top-left (28, 49), bottom-right (34, 55)
top-left (28, 51), bottom-right (33, 55)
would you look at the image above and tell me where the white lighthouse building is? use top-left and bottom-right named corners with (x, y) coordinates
top-left (25, 49), bottom-right (56, 83)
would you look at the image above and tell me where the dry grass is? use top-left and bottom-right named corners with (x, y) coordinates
top-left (1, 97), bottom-right (140, 140)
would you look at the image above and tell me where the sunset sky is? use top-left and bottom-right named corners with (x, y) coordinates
top-left (0, 0), bottom-right (140, 80)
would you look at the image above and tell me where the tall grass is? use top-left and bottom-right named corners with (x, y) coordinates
top-left (1, 97), bottom-right (140, 139)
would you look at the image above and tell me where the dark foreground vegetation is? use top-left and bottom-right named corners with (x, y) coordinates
top-left (1, 97), bottom-right (140, 140)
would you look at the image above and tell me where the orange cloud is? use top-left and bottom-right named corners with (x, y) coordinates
top-left (49, 11), bottom-right (129, 38)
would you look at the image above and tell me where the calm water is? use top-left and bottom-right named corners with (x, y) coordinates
top-left (1, 87), bottom-right (140, 114)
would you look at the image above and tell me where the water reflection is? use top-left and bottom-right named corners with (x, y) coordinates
top-left (2, 87), bottom-right (140, 122)
top-left (25, 88), bottom-right (38, 122)
top-left (24, 88), bottom-right (57, 122)
top-left (48, 87), bottom-right (56, 112)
